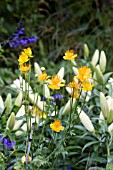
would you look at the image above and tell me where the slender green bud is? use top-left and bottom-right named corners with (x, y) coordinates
top-left (99, 50), bottom-right (106, 73)
top-left (5, 93), bottom-right (12, 114)
top-left (15, 92), bottom-right (23, 107)
top-left (100, 92), bottom-right (109, 119)
top-left (6, 112), bottom-right (15, 130)
top-left (107, 96), bottom-right (113, 124)
top-left (84, 43), bottom-right (89, 58)
top-left (91, 49), bottom-right (99, 66)
top-left (95, 65), bottom-right (104, 85)
top-left (108, 122), bottom-right (113, 133)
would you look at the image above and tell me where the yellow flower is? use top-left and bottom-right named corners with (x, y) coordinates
top-left (18, 53), bottom-right (29, 65)
top-left (48, 75), bottom-right (65, 90)
top-left (23, 47), bottom-right (33, 58)
top-left (21, 155), bottom-right (32, 164)
top-left (19, 64), bottom-right (31, 73)
top-left (38, 72), bottom-right (50, 81)
top-left (82, 81), bottom-right (94, 91)
top-left (50, 120), bottom-right (64, 132)
top-left (33, 107), bottom-right (47, 118)
top-left (63, 50), bottom-right (77, 61)
top-left (68, 81), bottom-right (79, 90)
top-left (74, 66), bottom-right (92, 82)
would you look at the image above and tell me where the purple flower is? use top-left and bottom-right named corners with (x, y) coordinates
top-left (52, 94), bottom-right (63, 100)
top-left (3, 138), bottom-right (15, 149)
top-left (67, 166), bottom-right (73, 170)
top-left (41, 96), bottom-right (47, 101)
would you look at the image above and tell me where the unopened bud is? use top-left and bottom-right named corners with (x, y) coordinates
top-left (62, 98), bottom-right (76, 115)
top-left (100, 92), bottom-right (109, 119)
top-left (0, 95), bottom-right (4, 114)
top-left (91, 49), bottom-right (99, 66)
top-left (41, 67), bottom-right (45, 71)
top-left (34, 62), bottom-right (42, 75)
top-left (15, 92), bottom-right (23, 107)
top-left (108, 122), bottom-right (113, 133)
top-left (5, 93), bottom-right (12, 114)
top-left (43, 84), bottom-right (50, 98)
top-left (6, 112), bottom-right (15, 130)
top-left (57, 67), bottom-right (65, 79)
top-left (99, 51), bottom-right (106, 73)
top-left (21, 155), bottom-right (32, 164)
top-left (84, 43), bottom-right (89, 58)
top-left (78, 109), bottom-right (95, 132)
top-left (95, 65), bottom-right (104, 85)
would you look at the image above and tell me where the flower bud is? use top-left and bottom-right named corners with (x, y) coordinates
top-left (57, 67), bottom-right (65, 79)
top-left (106, 96), bottom-right (113, 124)
top-left (100, 92), bottom-right (109, 119)
top-left (78, 109), bottom-right (95, 132)
top-left (84, 43), bottom-right (89, 58)
top-left (0, 95), bottom-right (4, 114)
top-left (34, 62), bottom-right (42, 75)
top-left (15, 92), bottom-right (23, 107)
top-left (108, 122), bottom-right (113, 132)
top-left (43, 84), bottom-right (50, 98)
top-left (95, 65), bottom-right (104, 85)
top-left (5, 93), bottom-right (12, 115)
top-left (91, 49), bottom-right (99, 66)
top-left (13, 105), bottom-right (25, 130)
top-left (6, 112), bottom-right (15, 130)
top-left (62, 98), bottom-right (76, 115)
top-left (99, 51), bottom-right (106, 73)
top-left (72, 67), bottom-right (78, 75)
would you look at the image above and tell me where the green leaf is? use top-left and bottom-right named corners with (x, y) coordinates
top-left (82, 141), bottom-right (100, 153)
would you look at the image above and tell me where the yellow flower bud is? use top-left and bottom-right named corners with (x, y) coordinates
top-left (100, 92), bottom-right (109, 120)
top-left (84, 43), bottom-right (89, 58)
top-left (6, 112), bottom-right (15, 130)
top-left (91, 49), bottom-right (99, 66)
top-left (99, 50), bottom-right (106, 73)
top-left (78, 109), bottom-right (95, 132)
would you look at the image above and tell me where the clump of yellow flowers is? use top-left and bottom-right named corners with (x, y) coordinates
top-left (18, 47), bottom-right (33, 74)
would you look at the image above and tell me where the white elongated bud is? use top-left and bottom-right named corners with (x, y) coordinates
top-left (106, 96), bottom-right (113, 124)
top-left (91, 49), bottom-right (99, 66)
top-left (15, 92), bottom-right (23, 107)
top-left (99, 112), bottom-right (105, 124)
top-left (62, 98), bottom-right (76, 115)
top-left (13, 105), bottom-right (25, 130)
top-left (72, 67), bottom-right (78, 75)
top-left (34, 62), bottom-right (42, 75)
top-left (43, 84), bottom-right (50, 98)
top-left (5, 93), bottom-right (12, 114)
top-left (99, 51), bottom-right (106, 73)
top-left (78, 109), bottom-right (95, 132)
top-left (0, 95), bottom-right (4, 114)
top-left (84, 43), bottom-right (89, 58)
top-left (108, 123), bottom-right (113, 132)
top-left (57, 67), bottom-right (65, 79)
top-left (100, 92), bottom-right (109, 119)
top-left (95, 65), bottom-right (103, 85)
top-left (6, 112), bottom-right (15, 130)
